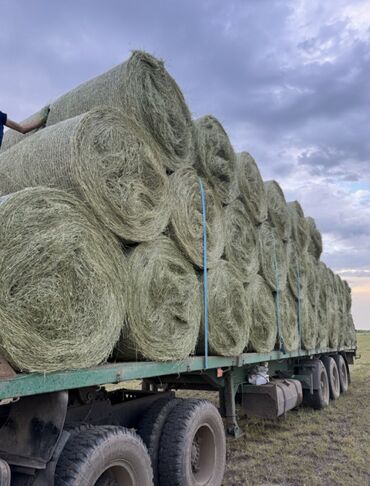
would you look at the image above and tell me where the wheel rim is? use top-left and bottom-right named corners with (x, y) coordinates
top-left (95, 461), bottom-right (136, 486)
top-left (191, 424), bottom-right (216, 485)
top-left (321, 371), bottom-right (329, 403)
top-left (340, 362), bottom-right (348, 386)
top-left (332, 365), bottom-right (339, 394)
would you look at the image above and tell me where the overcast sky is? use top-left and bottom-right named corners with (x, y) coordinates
top-left (1, 0), bottom-right (369, 329)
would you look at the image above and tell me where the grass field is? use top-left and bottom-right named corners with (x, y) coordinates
top-left (223, 333), bottom-right (370, 486)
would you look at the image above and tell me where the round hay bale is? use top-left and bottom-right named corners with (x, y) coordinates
top-left (306, 254), bottom-right (319, 306)
top-left (193, 116), bottom-right (238, 204)
top-left (264, 180), bottom-right (290, 241)
top-left (280, 290), bottom-right (300, 352)
top-left (316, 262), bottom-right (329, 348)
top-left (0, 188), bottom-right (127, 373)
top-left (326, 268), bottom-right (340, 348)
top-left (224, 199), bottom-right (259, 284)
top-left (287, 201), bottom-right (308, 253)
top-left (300, 292), bottom-right (318, 350)
top-left (169, 167), bottom-right (225, 269)
top-left (235, 152), bottom-right (268, 224)
top-left (198, 260), bottom-right (250, 356)
top-left (4, 52), bottom-right (193, 169)
top-left (344, 314), bottom-right (356, 348)
top-left (0, 107), bottom-right (170, 243)
top-left (247, 275), bottom-right (277, 353)
top-left (116, 236), bottom-right (201, 361)
top-left (306, 216), bottom-right (323, 260)
top-left (287, 240), bottom-right (308, 299)
top-left (258, 223), bottom-right (288, 292)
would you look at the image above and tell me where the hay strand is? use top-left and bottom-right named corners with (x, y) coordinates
top-left (198, 260), bottom-right (250, 356)
top-left (258, 223), bottom-right (288, 292)
top-left (0, 188), bottom-right (127, 372)
top-left (224, 199), bottom-right (259, 283)
top-left (116, 236), bottom-right (201, 361)
top-left (0, 107), bottom-right (170, 242)
top-left (247, 275), bottom-right (277, 353)
top-left (236, 152), bottom-right (268, 224)
top-left (280, 290), bottom-right (300, 351)
top-left (169, 167), bottom-right (225, 268)
top-left (193, 116), bottom-right (237, 204)
top-left (287, 201), bottom-right (308, 253)
top-left (264, 180), bottom-right (291, 241)
top-left (306, 216), bottom-right (323, 260)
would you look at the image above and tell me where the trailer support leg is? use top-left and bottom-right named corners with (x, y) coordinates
top-left (223, 370), bottom-right (243, 438)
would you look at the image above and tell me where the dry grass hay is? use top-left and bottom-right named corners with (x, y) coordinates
top-left (116, 236), bottom-right (201, 361)
top-left (0, 107), bottom-right (170, 242)
top-left (280, 290), bottom-right (300, 351)
top-left (235, 152), bottom-right (268, 224)
top-left (198, 260), bottom-right (250, 356)
top-left (0, 106), bottom-right (50, 152)
top-left (300, 292), bottom-right (318, 350)
top-left (306, 216), bottom-right (323, 260)
top-left (169, 167), bottom-right (225, 268)
top-left (306, 254), bottom-right (319, 305)
top-left (326, 268), bottom-right (340, 348)
top-left (224, 200), bottom-right (259, 283)
top-left (0, 188), bottom-right (127, 373)
top-left (5, 52), bottom-right (192, 169)
top-left (316, 262), bottom-right (329, 348)
top-left (287, 240), bottom-right (308, 299)
top-left (193, 116), bottom-right (237, 204)
top-left (258, 223), bottom-right (288, 292)
top-left (247, 275), bottom-right (277, 353)
top-left (287, 201), bottom-right (309, 253)
top-left (264, 180), bottom-right (290, 241)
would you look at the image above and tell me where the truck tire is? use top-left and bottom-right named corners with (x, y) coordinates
top-left (55, 425), bottom-right (153, 486)
top-left (303, 361), bottom-right (330, 410)
top-left (137, 397), bottom-right (181, 486)
top-left (321, 356), bottom-right (340, 400)
top-left (333, 354), bottom-right (349, 394)
top-left (158, 399), bottom-right (226, 486)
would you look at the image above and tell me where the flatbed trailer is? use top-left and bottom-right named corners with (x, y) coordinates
top-left (0, 346), bottom-right (356, 486)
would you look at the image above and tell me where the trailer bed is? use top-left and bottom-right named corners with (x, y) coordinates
top-left (0, 346), bottom-right (356, 401)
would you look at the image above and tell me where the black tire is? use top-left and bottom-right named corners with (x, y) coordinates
top-left (137, 397), bottom-right (181, 486)
top-left (333, 354), bottom-right (349, 394)
top-left (321, 356), bottom-right (341, 400)
top-left (303, 361), bottom-right (330, 410)
top-left (159, 399), bottom-right (226, 486)
top-left (55, 425), bottom-right (153, 486)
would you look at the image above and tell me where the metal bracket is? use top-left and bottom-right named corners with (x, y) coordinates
top-left (222, 370), bottom-right (244, 439)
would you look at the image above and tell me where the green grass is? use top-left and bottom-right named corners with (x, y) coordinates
top-left (223, 333), bottom-right (370, 486)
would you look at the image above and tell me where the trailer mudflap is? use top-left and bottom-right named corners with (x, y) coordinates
top-left (241, 379), bottom-right (302, 419)
top-left (0, 391), bottom-right (68, 469)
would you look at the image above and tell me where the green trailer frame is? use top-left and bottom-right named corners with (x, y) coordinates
top-left (0, 346), bottom-right (355, 401)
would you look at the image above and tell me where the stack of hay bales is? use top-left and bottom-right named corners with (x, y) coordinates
top-left (0, 51), bottom-right (356, 373)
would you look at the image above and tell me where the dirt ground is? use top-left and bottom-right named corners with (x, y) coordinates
top-left (222, 333), bottom-right (370, 486)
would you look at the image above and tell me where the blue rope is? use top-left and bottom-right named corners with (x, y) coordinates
top-left (198, 178), bottom-right (209, 369)
top-left (297, 263), bottom-right (302, 350)
top-left (272, 235), bottom-right (285, 354)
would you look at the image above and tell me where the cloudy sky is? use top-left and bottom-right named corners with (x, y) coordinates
top-left (1, 0), bottom-right (369, 329)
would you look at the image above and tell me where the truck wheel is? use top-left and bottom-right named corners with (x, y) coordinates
top-left (321, 356), bottom-right (340, 400)
top-left (55, 425), bottom-right (153, 486)
top-left (137, 397), bottom-right (181, 486)
top-left (158, 399), bottom-right (226, 486)
top-left (333, 354), bottom-right (349, 394)
top-left (303, 361), bottom-right (330, 410)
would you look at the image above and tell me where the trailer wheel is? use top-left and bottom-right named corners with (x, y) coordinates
top-left (333, 354), bottom-right (349, 394)
top-left (137, 397), bottom-right (181, 486)
top-left (303, 361), bottom-right (330, 410)
top-left (321, 356), bottom-right (340, 400)
top-left (55, 425), bottom-right (153, 486)
top-left (158, 399), bottom-right (226, 486)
